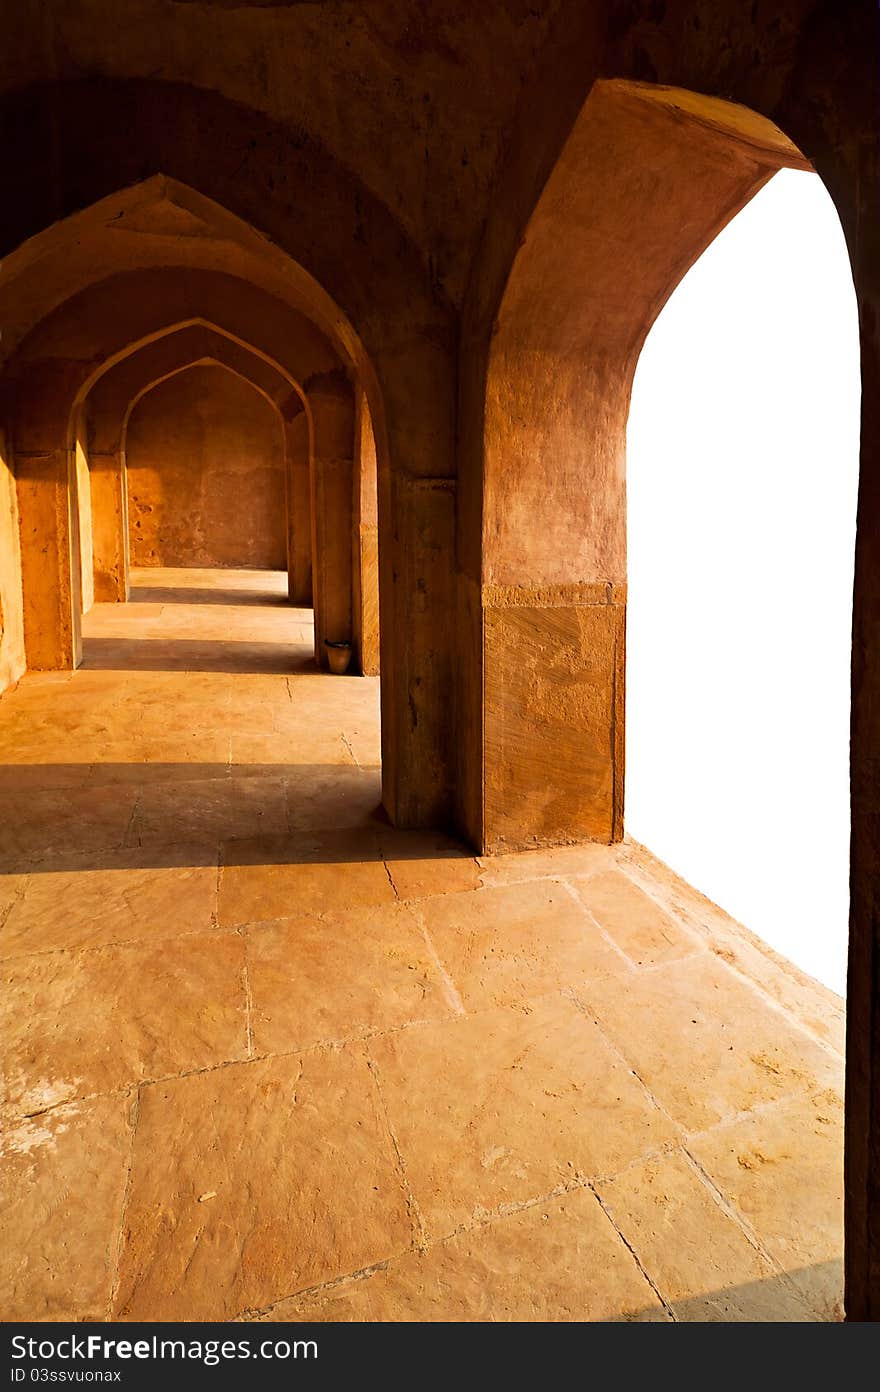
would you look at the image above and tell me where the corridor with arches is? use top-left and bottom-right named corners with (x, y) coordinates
top-left (1, 0), bottom-right (878, 1327)
top-left (0, 567), bottom-right (846, 1319)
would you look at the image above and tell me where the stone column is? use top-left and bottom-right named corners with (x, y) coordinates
top-left (74, 424), bottom-right (95, 614)
top-left (308, 373), bottom-right (355, 669)
top-left (88, 450), bottom-right (130, 602)
top-left (352, 389), bottom-right (380, 676)
top-left (284, 404), bottom-right (312, 606)
top-left (12, 363), bottom-right (83, 670)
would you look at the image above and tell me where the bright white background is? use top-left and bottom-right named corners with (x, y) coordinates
top-left (625, 168), bottom-right (860, 996)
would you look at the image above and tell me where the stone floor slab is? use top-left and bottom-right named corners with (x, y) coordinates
top-left (688, 1090), bottom-right (844, 1319)
top-left (114, 1049), bottom-right (411, 1320)
top-left (126, 776), bottom-right (287, 846)
top-left (261, 1187), bottom-right (668, 1322)
top-left (219, 828), bottom-right (394, 926)
top-left (1, 845), bottom-right (217, 957)
top-left (573, 869), bottom-right (702, 967)
top-left (0, 785), bottom-right (138, 866)
top-left (595, 1149), bottom-right (813, 1321)
top-left (417, 880), bottom-right (622, 1010)
top-left (577, 952), bottom-right (842, 1132)
top-left (2, 933), bottom-right (247, 1112)
top-left (247, 901), bottom-right (457, 1052)
top-left (379, 830), bottom-right (482, 901)
top-left (285, 765), bottom-right (383, 832)
top-left (369, 994), bottom-right (680, 1239)
top-left (477, 840), bottom-right (616, 888)
top-left (1, 1094), bottom-right (133, 1321)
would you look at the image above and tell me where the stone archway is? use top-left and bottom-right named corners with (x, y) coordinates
top-left (459, 74), bottom-right (877, 1318)
top-left (85, 326), bottom-right (309, 608)
top-left (465, 82), bottom-right (812, 855)
top-left (0, 154), bottom-right (457, 830)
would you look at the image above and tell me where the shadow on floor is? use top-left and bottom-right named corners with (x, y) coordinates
top-left (79, 638), bottom-right (317, 674)
top-left (629, 1259), bottom-right (843, 1322)
top-left (130, 586), bottom-right (295, 607)
top-left (0, 766), bottom-right (476, 873)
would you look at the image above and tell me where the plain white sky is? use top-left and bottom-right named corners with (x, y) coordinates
top-left (625, 168), bottom-right (860, 996)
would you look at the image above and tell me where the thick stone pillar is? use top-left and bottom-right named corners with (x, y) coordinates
top-left (352, 389), bottom-right (380, 676)
top-left (88, 450), bottom-right (130, 602)
top-left (284, 404), bottom-right (312, 606)
top-left (308, 373), bottom-right (355, 669)
top-left (369, 325), bottom-right (458, 830)
top-left (74, 421), bottom-right (95, 614)
top-left (14, 448), bottom-right (80, 669)
top-left (12, 364), bottom-right (83, 670)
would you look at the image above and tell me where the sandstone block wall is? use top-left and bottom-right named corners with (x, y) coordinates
top-left (126, 364), bottom-right (286, 571)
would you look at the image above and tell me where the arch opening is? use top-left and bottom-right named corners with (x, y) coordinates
top-left (0, 179), bottom-right (387, 846)
top-left (625, 167), bottom-right (860, 997)
top-left (472, 79), bottom-right (863, 1323)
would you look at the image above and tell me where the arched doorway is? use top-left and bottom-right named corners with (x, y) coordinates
top-left (626, 167), bottom-right (860, 997)
top-left (465, 80), bottom-right (864, 1321)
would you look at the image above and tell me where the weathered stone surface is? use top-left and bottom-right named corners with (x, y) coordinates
top-left (2, 933), bottom-right (247, 1112)
top-left (483, 603), bottom-right (624, 852)
top-left (1, 845), bottom-right (217, 956)
top-left (285, 766), bottom-right (382, 832)
top-left (262, 1187), bottom-right (667, 1323)
top-left (219, 827), bottom-right (395, 927)
top-left (689, 1091), bottom-right (844, 1319)
top-left (573, 870), bottom-right (702, 967)
top-left (379, 829), bottom-right (481, 901)
top-left (0, 1), bottom-right (876, 1313)
top-left (0, 1094), bottom-right (133, 1321)
top-left (247, 901), bottom-right (457, 1053)
top-left (477, 839), bottom-right (616, 887)
top-left (369, 994), bottom-right (680, 1238)
top-left (577, 952), bottom-right (843, 1132)
top-left (126, 776), bottom-right (287, 846)
top-left (416, 880), bottom-right (621, 1010)
top-left (596, 1150), bottom-right (813, 1321)
top-left (0, 871), bottom-right (26, 923)
top-left (0, 784), bottom-right (137, 865)
top-left (619, 841), bottom-right (847, 1056)
top-left (114, 1049), bottom-right (411, 1321)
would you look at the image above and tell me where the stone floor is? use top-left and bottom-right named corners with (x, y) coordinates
top-left (1, 567), bottom-right (846, 1322)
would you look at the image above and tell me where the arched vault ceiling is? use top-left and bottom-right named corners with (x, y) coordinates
top-left (0, 1), bottom-right (570, 304)
top-left (0, 178), bottom-right (357, 371)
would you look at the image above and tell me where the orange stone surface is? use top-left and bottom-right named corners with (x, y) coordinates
top-left (0, 571), bottom-right (845, 1321)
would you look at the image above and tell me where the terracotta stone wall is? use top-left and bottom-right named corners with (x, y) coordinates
top-left (0, 427), bottom-right (26, 695)
top-left (126, 364), bottom-right (286, 570)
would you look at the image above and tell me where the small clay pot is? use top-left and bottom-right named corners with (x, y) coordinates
top-left (325, 640), bottom-right (353, 675)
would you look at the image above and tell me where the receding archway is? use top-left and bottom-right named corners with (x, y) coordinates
top-left (82, 322), bottom-right (315, 613)
top-left (0, 163), bottom-right (458, 830)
